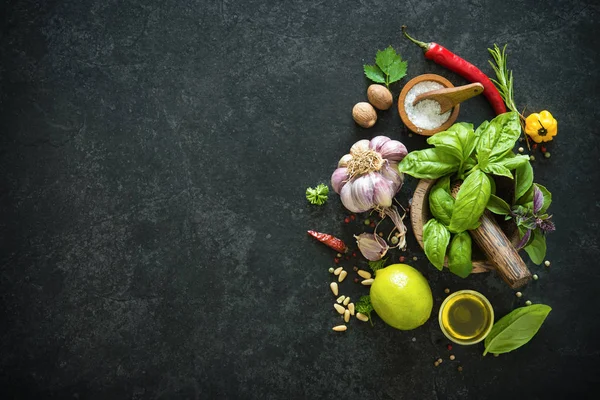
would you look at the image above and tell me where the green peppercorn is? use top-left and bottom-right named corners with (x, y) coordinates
top-left (533, 274), bottom-right (539, 280)
top-left (526, 300), bottom-right (532, 306)
top-left (544, 152), bottom-right (551, 158)
top-left (364, 219), bottom-right (371, 226)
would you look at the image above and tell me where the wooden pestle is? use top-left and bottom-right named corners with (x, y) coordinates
top-left (450, 183), bottom-right (532, 289)
top-left (413, 83), bottom-right (484, 114)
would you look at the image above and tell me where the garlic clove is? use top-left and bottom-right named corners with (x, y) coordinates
top-left (371, 173), bottom-right (395, 208)
top-left (380, 140), bottom-right (408, 162)
top-left (369, 136), bottom-right (391, 152)
top-left (340, 182), bottom-right (363, 213)
top-left (331, 167), bottom-right (349, 194)
top-left (338, 154), bottom-right (353, 168)
top-left (349, 173), bottom-right (376, 212)
top-left (380, 161), bottom-right (404, 193)
top-left (349, 139), bottom-right (370, 156)
top-left (355, 233), bottom-right (389, 261)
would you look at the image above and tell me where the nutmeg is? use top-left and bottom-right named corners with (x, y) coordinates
top-left (352, 102), bottom-right (377, 128)
top-left (367, 84), bottom-right (393, 110)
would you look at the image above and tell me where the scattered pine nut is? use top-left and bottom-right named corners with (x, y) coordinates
top-left (356, 313), bottom-right (369, 322)
top-left (344, 309), bottom-right (350, 323)
top-left (343, 296), bottom-right (351, 306)
top-left (334, 267), bottom-right (343, 276)
top-left (437, 358), bottom-right (443, 364)
top-left (332, 325), bottom-right (347, 332)
top-left (449, 355), bottom-right (455, 361)
top-left (357, 270), bottom-right (372, 279)
top-left (334, 304), bottom-right (345, 314)
top-left (338, 270), bottom-right (348, 282)
top-left (361, 278), bottom-right (374, 286)
top-left (434, 361), bottom-right (439, 367)
top-left (330, 282), bottom-right (338, 296)
top-left (348, 303), bottom-right (355, 315)
top-left (336, 295), bottom-right (346, 304)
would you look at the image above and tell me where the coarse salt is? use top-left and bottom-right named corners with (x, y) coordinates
top-left (404, 81), bottom-right (451, 130)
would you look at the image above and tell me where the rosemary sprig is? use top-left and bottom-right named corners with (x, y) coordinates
top-left (488, 44), bottom-right (531, 149)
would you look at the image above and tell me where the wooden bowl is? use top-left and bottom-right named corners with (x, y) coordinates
top-left (411, 178), bottom-right (521, 273)
top-left (398, 74), bottom-right (460, 136)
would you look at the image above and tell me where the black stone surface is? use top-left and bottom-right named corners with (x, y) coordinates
top-left (1, 0), bottom-right (599, 398)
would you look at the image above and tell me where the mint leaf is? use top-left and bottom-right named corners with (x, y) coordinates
top-left (363, 64), bottom-right (386, 84)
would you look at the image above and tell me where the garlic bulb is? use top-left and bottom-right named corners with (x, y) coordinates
top-left (331, 136), bottom-right (407, 213)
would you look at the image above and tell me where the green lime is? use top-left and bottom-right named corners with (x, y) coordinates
top-left (370, 263), bottom-right (433, 330)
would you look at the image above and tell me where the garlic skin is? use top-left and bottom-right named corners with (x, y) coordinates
top-left (331, 136), bottom-right (406, 212)
top-left (355, 233), bottom-right (389, 261)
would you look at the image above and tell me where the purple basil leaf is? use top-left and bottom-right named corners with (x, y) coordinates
top-left (533, 186), bottom-right (543, 213)
top-left (515, 229), bottom-right (531, 250)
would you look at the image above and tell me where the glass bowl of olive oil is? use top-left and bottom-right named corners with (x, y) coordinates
top-left (438, 290), bottom-right (494, 345)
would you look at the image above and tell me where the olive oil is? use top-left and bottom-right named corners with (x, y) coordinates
top-left (439, 290), bottom-right (494, 345)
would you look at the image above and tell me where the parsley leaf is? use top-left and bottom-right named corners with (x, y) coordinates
top-left (305, 183), bottom-right (329, 206)
top-left (356, 295), bottom-right (375, 326)
top-left (364, 46), bottom-right (408, 87)
top-left (368, 257), bottom-right (388, 274)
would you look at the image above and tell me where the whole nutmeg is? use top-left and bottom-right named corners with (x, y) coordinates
top-left (352, 102), bottom-right (377, 128)
top-left (367, 84), bottom-right (393, 110)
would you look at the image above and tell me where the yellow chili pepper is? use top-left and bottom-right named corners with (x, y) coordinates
top-left (525, 110), bottom-right (557, 143)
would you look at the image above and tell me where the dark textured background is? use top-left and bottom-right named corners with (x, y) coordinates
top-left (1, 0), bottom-right (599, 398)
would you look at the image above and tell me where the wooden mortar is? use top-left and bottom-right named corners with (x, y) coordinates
top-left (398, 74), bottom-right (460, 136)
top-left (411, 179), bottom-right (532, 289)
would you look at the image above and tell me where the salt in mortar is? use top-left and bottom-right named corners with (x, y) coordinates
top-left (404, 81), bottom-right (452, 130)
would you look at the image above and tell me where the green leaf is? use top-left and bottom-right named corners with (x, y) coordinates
top-left (387, 59), bottom-right (407, 83)
top-left (483, 304), bottom-right (552, 356)
top-left (375, 46), bottom-right (400, 74)
top-left (516, 184), bottom-right (534, 206)
top-left (524, 229), bottom-right (546, 265)
top-left (449, 170), bottom-right (491, 233)
top-left (476, 112), bottom-right (521, 161)
top-left (534, 183), bottom-right (552, 213)
top-left (305, 183), bottom-right (329, 205)
top-left (429, 177), bottom-right (455, 226)
top-left (426, 122), bottom-right (477, 162)
top-left (398, 148), bottom-right (460, 179)
top-left (355, 295), bottom-right (375, 325)
top-left (497, 154), bottom-right (530, 170)
top-left (423, 219), bottom-right (451, 270)
top-left (514, 161), bottom-right (534, 202)
top-left (368, 258), bottom-right (388, 273)
top-left (363, 64), bottom-right (386, 84)
top-left (481, 162), bottom-right (513, 179)
top-left (487, 194), bottom-right (511, 215)
top-left (447, 232), bottom-right (473, 278)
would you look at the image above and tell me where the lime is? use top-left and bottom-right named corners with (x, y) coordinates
top-left (370, 263), bottom-right (433, 330)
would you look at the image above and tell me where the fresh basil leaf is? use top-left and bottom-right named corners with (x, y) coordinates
top-left (429, 178), bottom-right (455, 226)
top-left (447, 232), bottom-right (473, 278)
top-left (423, 219), bottom-right (450, 270)
top-left (481, 163), bottom-right (513, 179)
top-left (514, 161), bottom-right (534, 202)
top-left (474, 120), bottom-right (489, 137)
top-left (534, 183), bottom-right (552, 213)
top-left (532, 185), bottom-right (544, 213)
top-left (477, 148), bottom-right (490, 170)
top-left (516, 184), bottom-right (534, 206)
top-left (483, 304), bottom-right (552, 356)
top-left (449, 170), bottom-right (491, 233)
top-left (524, 229), bottom-right (546, 265)
top-left (477, 112), bottom-right (521, 161)
top-left (398, 148), bottom-right (460, 179)
top-left (427, 122), bottom-right (476, 162)
top-left (487, 194), bottom-right (511, 215)
top-left (497, 154), bottom-right (530, 170)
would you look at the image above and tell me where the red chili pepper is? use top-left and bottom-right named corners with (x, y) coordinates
top-left (402, 26), bottom-right (507, 115)
top-left (307, 230), bottom-right (348, 253)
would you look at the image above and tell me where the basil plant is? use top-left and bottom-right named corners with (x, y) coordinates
top-left (399, 112), bottom-right (554, 277)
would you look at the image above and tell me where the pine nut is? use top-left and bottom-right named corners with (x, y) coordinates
top-left (334, 304), bottom-right (345, 314)
top-left (338, 270), bottom-right (348, 282)
top-left (344, 309), bottom-right (350, 323)
top-left (336, 295), bottom-right (346, 304)
top-left (357, 270), bottom-right (372, 279)
top-left (348, 303), bottom-right (355, 315)
top-left (356, 312), bottom-right (369, 322)
top-left (343, 296), bottom-right (350, 306)
top-left (330, 282), bottom-right (338, 296)
top-left (334, 267), bottom-right (343, 276)
top-left (332, 325), bottom-right (347, 332)
top-left (361, 278), bottom-right (374, 286)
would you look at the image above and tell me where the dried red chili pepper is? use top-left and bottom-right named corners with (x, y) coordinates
top-left (402, 26), bottom-right (507, 115)
top-left (307, 230), bottom-right (348, 253)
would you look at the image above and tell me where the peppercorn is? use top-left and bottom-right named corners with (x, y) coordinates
top-left (391, 236), bottom-right (399, 245)
top-left (336, 253), bottom-right (342, 258)
top-left (412, 256), bottom-right (418, 261)
top-left (544, 152), bottom-right (551, 158)
top-left (328, 267), bottom-right (334, 273)
top-left (434, 361), bottom-right (439, 367)
top-left (516, 292), bottom-right (522, 298)
top-left (378, 232), bottom-right (383, 237)
top-left (334, 258), bottom-right (340, 264)
top-left (354, 278), bottom-right (359, 283)
top-left (444, 288), bottom-right (450, 294)
top-left (399, 256), bottom-right (406, 262)
top-left (449, 355), bottom-right (455, 361)
top-left (353, 266), bottom-right (358, 271)
top-left (530, 155), bottom-right (536, 161)
top-left (518, 147), bottom-right (524, 153)
top-left (494, 353), bottom-right (499, 357)
top-left (532, 143), bottom-right (538, 150)
top-left (364, 219), bottom-right (371, 225)
top-left (344, 217), bottom-right (350, 224)
top-left (437, 358), bottom-right (443, 364)
top-left (541, 145), bottom-right (547, 153)
top-left (447, 344), bottom-right (453, 351)
top-left (533, 274), bottom-right (539, 280)
top-left (458, 366), bottom-right (463, 372)
top-left (526, 300), bottom-right (532, 306)
top-left (370, 222), bottom-right (375, 228)
top-left (545, 260), bottom-right (551, 267)
top-left (352, 252), bottom-right (357, 257)
top-left (350, 215), bottom-right (356, 221)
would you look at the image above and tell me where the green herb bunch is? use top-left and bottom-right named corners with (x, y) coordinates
top-left (398, 112), bottom-right (554, 277)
